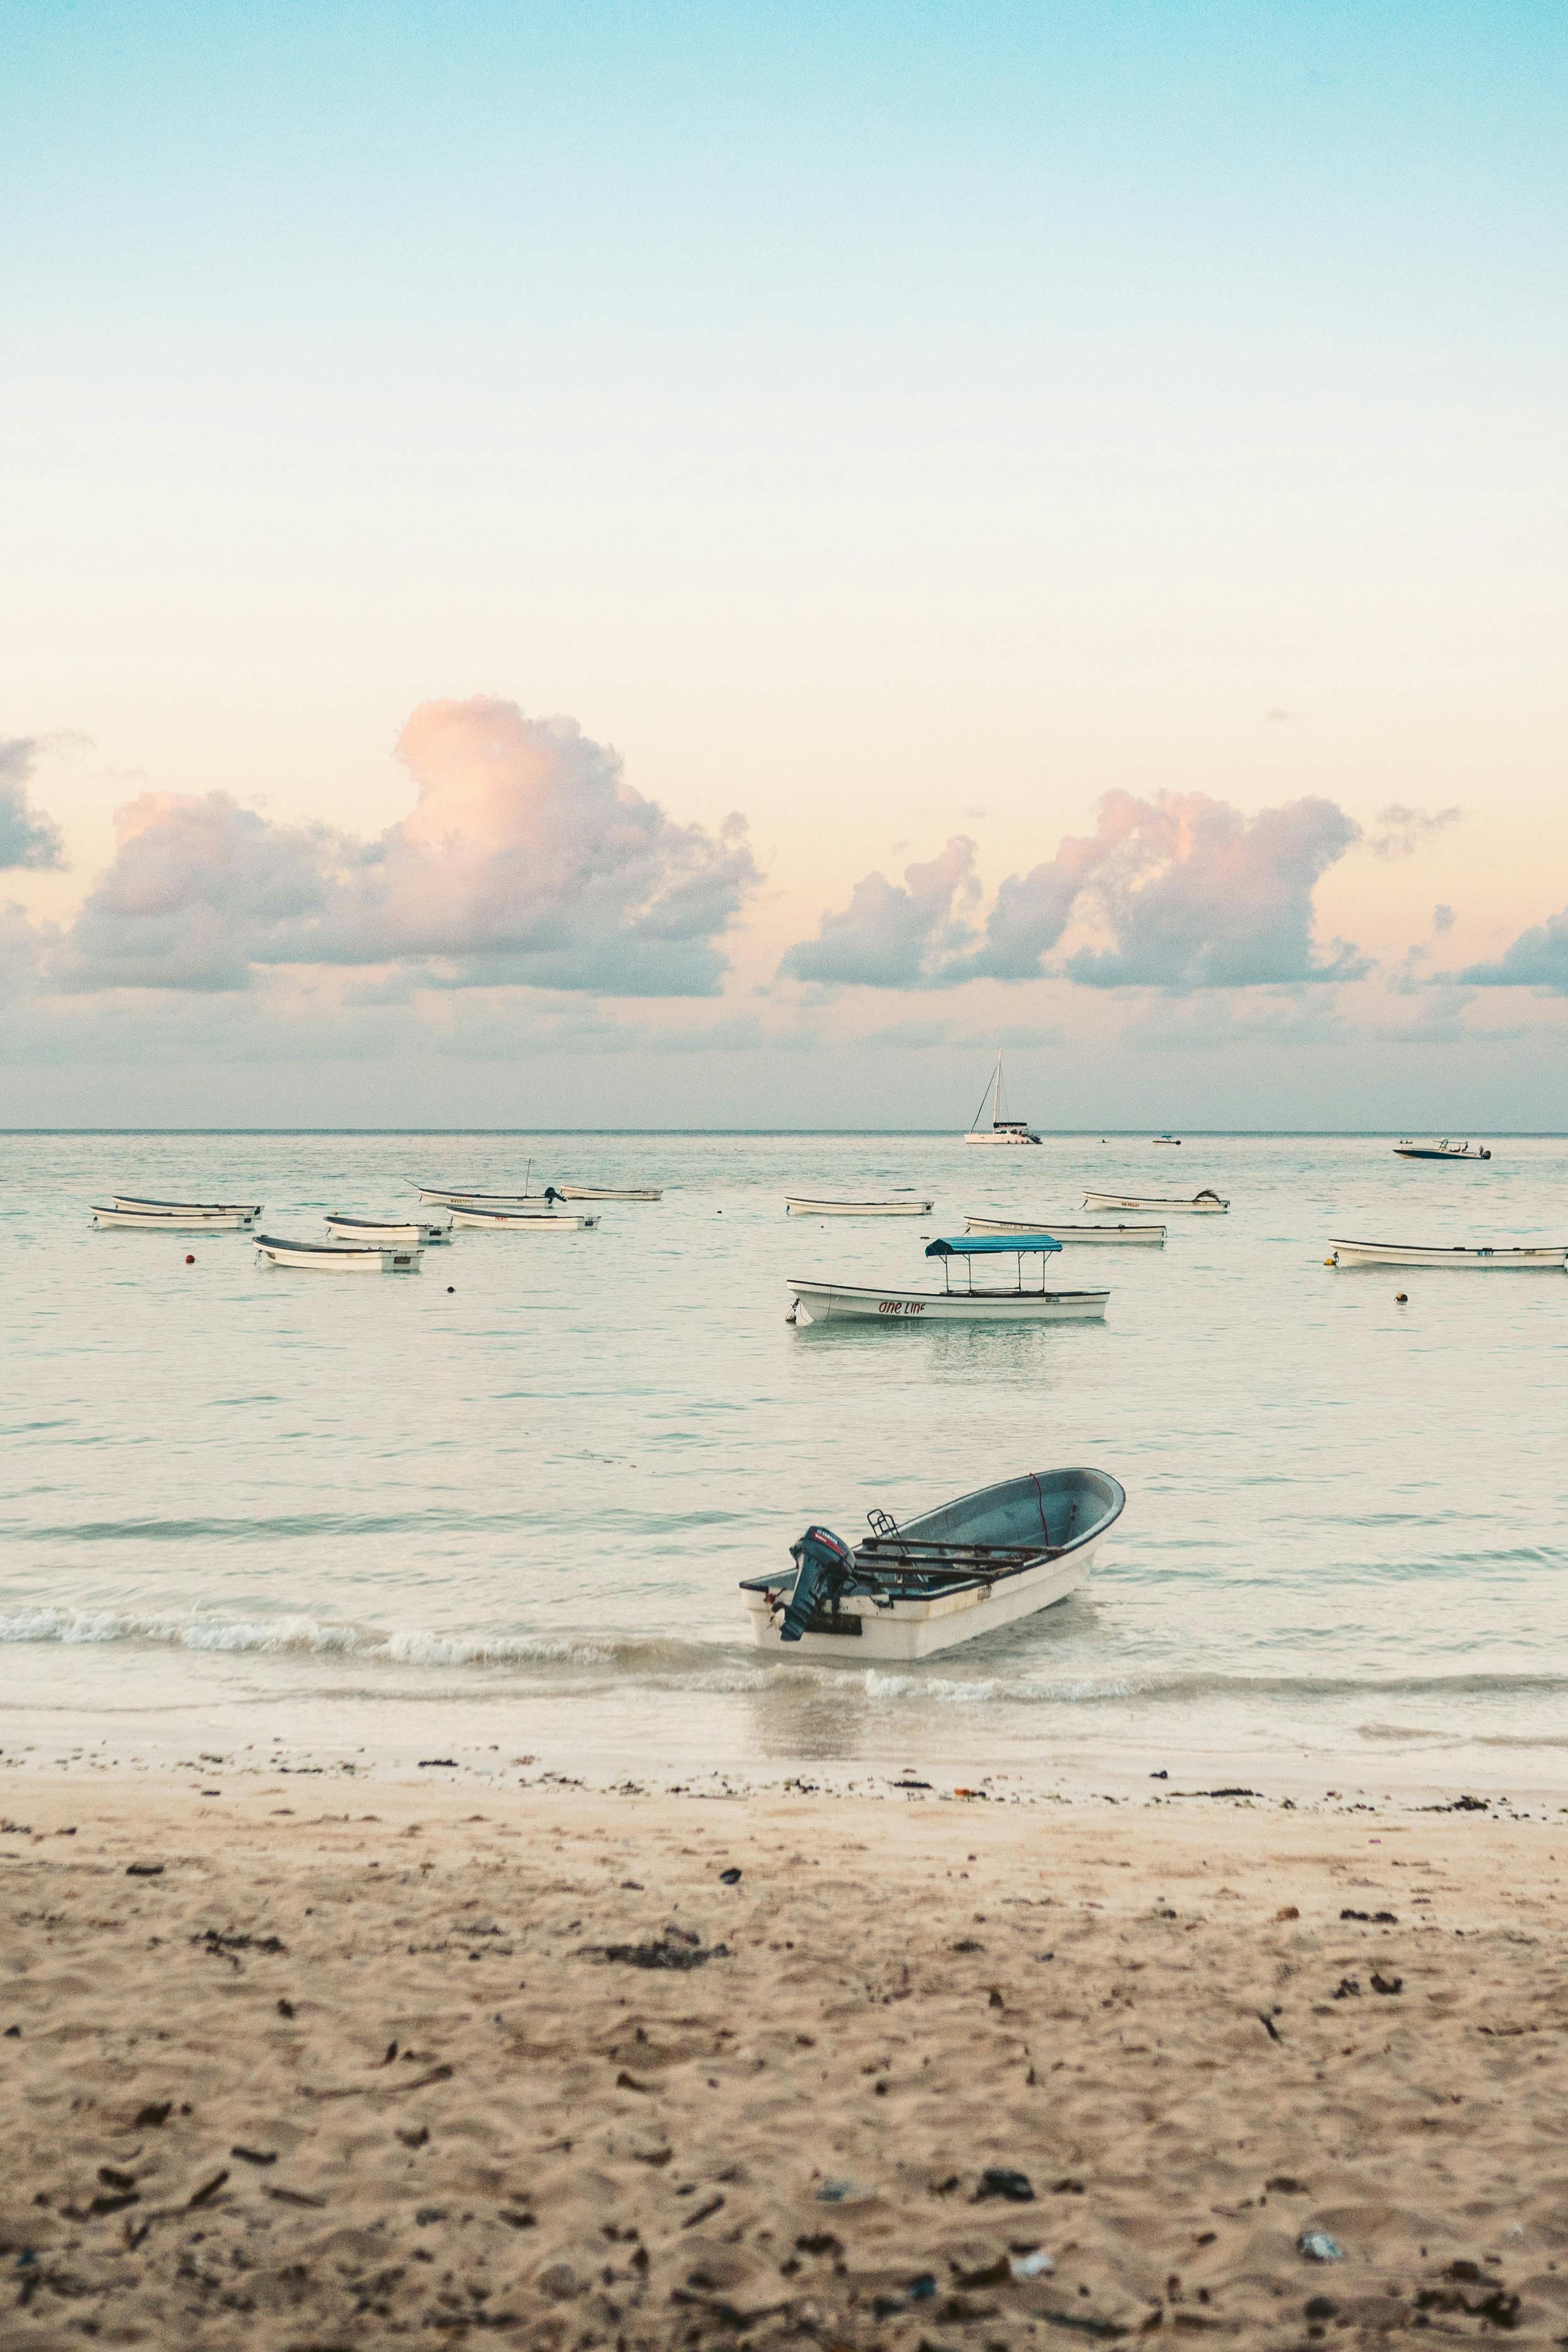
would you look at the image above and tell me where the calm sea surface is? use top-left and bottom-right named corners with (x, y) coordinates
top-left (3, 1132), bottom-right (1567, 1790)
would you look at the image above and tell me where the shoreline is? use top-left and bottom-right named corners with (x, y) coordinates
top-left (4, 1772), bottom-right (1568, 2345)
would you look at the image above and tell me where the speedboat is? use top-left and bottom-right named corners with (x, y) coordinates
top-left (1153, 1134), bottom-right (1182, 1145)
top-left (785, 1196), bottom-right (935, 1216)
top-left (788, 1233), bottom-right (1108, 1323)
top-left (256, 1234), bottom-right (423, 1271)
top-left (325, 1214), bottom-right (452, 1245)
top-left (1329, 1238), bottom-right (1565, 1270)
top-left (1394, 1139), bottom-right (1492, 1162)
top-left (739, 1468), bottom-right (1125, 1660)
top-left (963, 1052), bottom-right (1042, 1145)
top-left (1083, 1188), bottom-right (1228, 1213)
top-left (94, 1204), bottom-right (258, 1230)
top-left (966, 1216), bottom-right (1165, 1245)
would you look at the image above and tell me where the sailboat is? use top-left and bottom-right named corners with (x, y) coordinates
top-left (963, 1052), bottom-right (1042, 1146)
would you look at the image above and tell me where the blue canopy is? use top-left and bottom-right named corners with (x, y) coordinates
top-left (925, 1232), bottom-right (1062, 1258)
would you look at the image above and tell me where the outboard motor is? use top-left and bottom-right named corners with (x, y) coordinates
top-left (779, 1525), bottom-right (854, 1641)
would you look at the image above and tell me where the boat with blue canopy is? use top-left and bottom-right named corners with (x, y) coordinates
top-left (787, 1232), bottom-right (1109, 1324)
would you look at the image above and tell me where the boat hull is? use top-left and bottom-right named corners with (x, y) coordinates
top-left (789, 1278), bottom-right (1108, 1322)
top-left (1329, 1239), bottom-right (1566, 1270)
top-left (1083, 1192), bottom-right (1228, 1213)
top-left (557, 1186), bottom-right (663, 1202)
top-left (325, 1217), bottom-right (452, 1244)
top-left (963, 1131), bottom-right (1042, 1145)
top-left (966, 1218), bottom-right (1165, 1244)
top-left (742, 1467), bottom-right (1123, 1660)
top-left (416, 1189), bottom-right (548, 1211)
top-left (785, 1197), bottom-right (934, 1216)
top-left (111, 1195), bottom-right (262, 1216)
top-left (256, 1236), bottom-right (422, 1271)
top-left (447, 1207), bottom-right (598, 1230)
top-left (94, 1207), bottom-right (257, 1230)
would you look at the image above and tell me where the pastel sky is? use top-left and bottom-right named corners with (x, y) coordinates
top-left (4, 0), bottom-right (1566, 1128)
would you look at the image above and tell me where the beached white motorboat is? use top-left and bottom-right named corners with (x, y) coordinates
top-left (557, 1185), bottom-right (664, 1202)
top-left (1393, 1138), bottom-right (1492, 1162)
top-left (111, 1194), bottom-right (263, 1217)
top-left (963, 1052), bottom-right (1042, 1145)
top-left (785, 1195), bottom-right (935, 1216)
top-left (256, 1234), bottom-right (423, 1271)
top-left (789, 1233), bottom-right (1108, 1324)
top-left (446, 1205), bottom-right (599, 1231)
top-left (94, 1204), bottom-right (258, 1230)
top-left (1083, 1188), bottom-right (1228, 1213)
top-left (740, 1467), bottom-right (1125, 1661)
top-left (966, 1216), bottom-right (1165, 1245)
top-left (1329, 1238), bottom-right (1566, 1270)
top-left (325, 1214), bottom-right (452, 1245)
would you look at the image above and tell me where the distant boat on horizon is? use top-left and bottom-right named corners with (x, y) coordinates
top-left (963, 1052), bottom-right (1041, 1146)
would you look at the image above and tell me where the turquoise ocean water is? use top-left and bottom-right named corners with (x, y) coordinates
top-left (3, 1131), bottom-right (1566, 1789)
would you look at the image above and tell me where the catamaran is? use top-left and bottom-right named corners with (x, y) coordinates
top-left (964, 1054), bottom-right (1042, 1145)
top-left (788, 1233), bottom-right (1108, 1324)
top-left (739, 1467), bottom-right (1125, 1660)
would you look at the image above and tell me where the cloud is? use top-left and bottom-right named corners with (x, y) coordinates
top-left (1065, 794), bottom-right (1368, 989)
top-left (781, 837), bottom-right (978, 987)
top-left (0, 739), bottom-right (66, 871)
top-left (1461, 908), bottom-right (1568, 993)
top-left (62, 793), bottom-right (340, 991)
top-left (59, 697), bottom-right (758, 997)
top-left (1364, 803), bottom-right (1462, 860)
top-left (783, 791), bottom-right (1368, 993)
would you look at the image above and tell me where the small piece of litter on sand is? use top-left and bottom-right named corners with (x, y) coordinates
top-left (1010, 2248), bottom-right (1054, 2278)
top-left (1299, 2230), bottom-right (1344, 2262)
top-left (126, 1863), bottom-right (163, 1878)
top-left (719, 1867), bottom-right (742, 1884)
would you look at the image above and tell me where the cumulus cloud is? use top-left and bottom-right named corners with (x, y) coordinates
top-left (0, 739), bottom-right (66, 871)
top-left (1065, 793), bottom-right (1368, 989)
top-left (781, 837), bottom-right (978, 987)
top-left (1461, 908), bottom-right (1568, 993)
top-left (1364, 802), bottom-right (1462, 859)
top-left (781, 790), bottom-right (1367, 992)
top-left (62, 793), bottom-right (339, 991)
top-left (59, 697), bottom-right (758, 996)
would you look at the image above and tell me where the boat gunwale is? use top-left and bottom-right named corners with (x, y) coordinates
top-left (787, 1275), bottom-right (1109, 1303)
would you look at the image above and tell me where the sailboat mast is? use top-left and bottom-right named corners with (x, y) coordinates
top-left (969, 1053), bottom-right (1001, 1135)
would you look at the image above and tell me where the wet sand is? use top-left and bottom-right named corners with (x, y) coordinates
top-left (3, 1769), bottom-right (1568, 2346)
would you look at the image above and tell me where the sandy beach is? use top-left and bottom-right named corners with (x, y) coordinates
top-left (3, 1769), bottom-right (1567, 2347)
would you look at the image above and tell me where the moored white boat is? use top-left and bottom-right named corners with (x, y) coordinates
top-left (94, 1205), bottom-right (258, 1230)
top-left (111, 1194), bottom-right (263, 1216)
top-left (1084, 1188), bottom-right (1228, 1213)
top-left (785, 1195), bottom-right (934, 1216)
top-left (966, 1216), bottom-right (1165, 1245)
top-left (739, 1467), bottom-right (1125, 1661)
top-left (446, 1205), bottom-right (599, 1231)
top-left (416, 1185), bottom-right (559, 1211)
top-left (256, 1234), bottom-right (423, 1271)
top-left (557, 1185), bottom-right (663, 1202)
top-left (963, 1051), bottom-right (1042, 1145)
top-left (789, 1233), bottom-right (1108, 1324)
top-left (325, 1214), bottom-right (452, 1244)
top-left (1329, 1238), bottom-right (1565, 1270)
